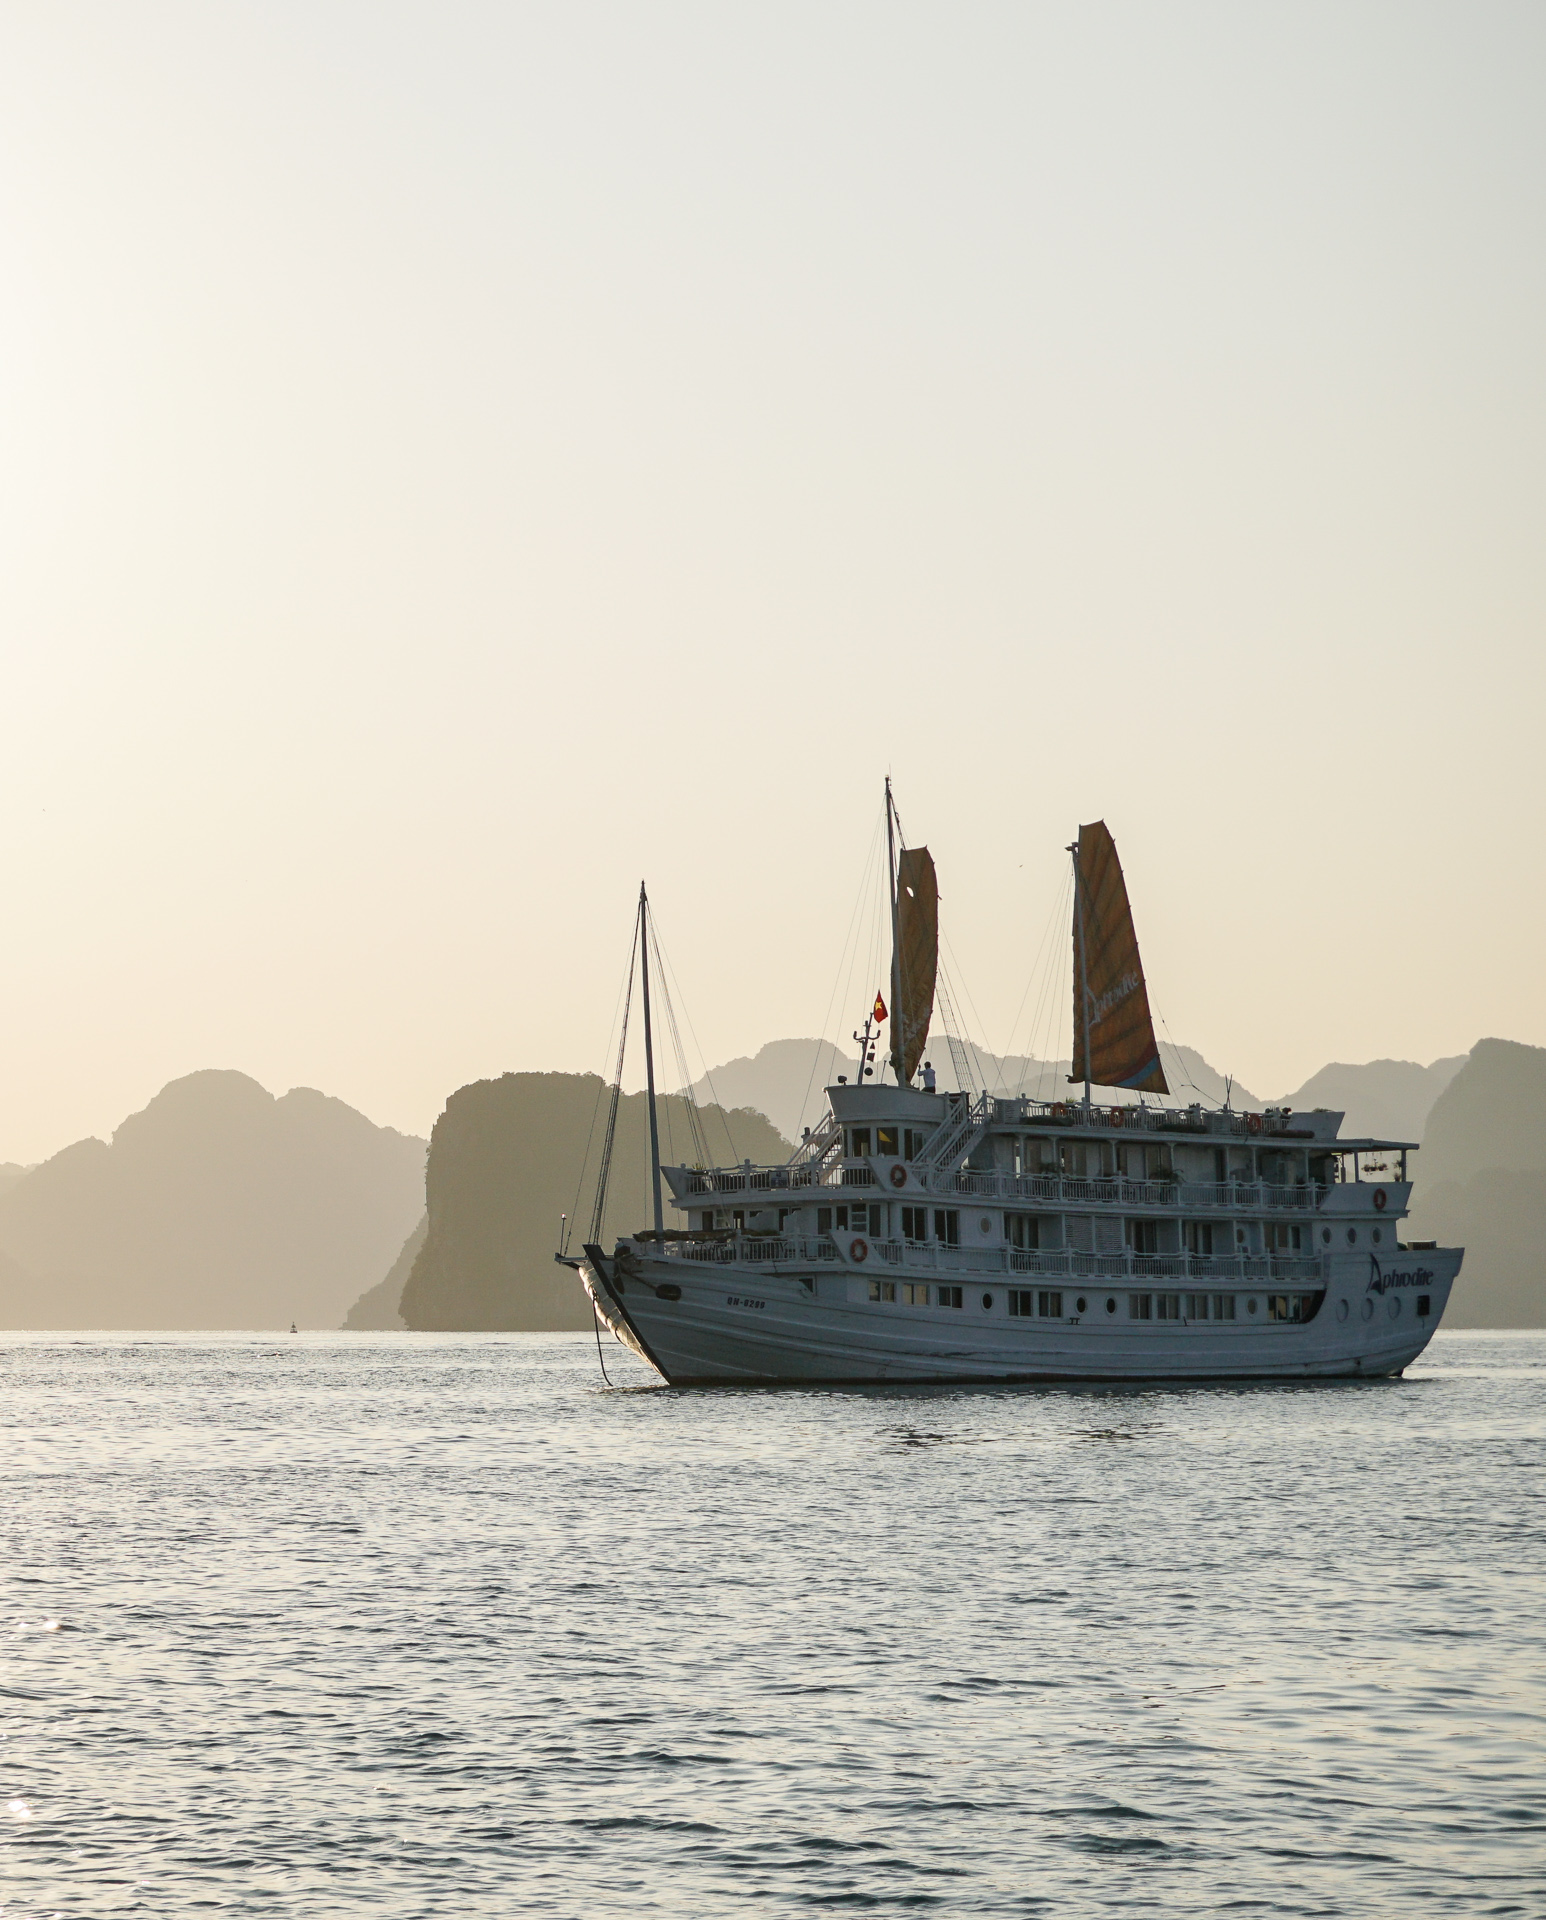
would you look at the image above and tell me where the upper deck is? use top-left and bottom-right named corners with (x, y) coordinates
top-left (661, 1083), bottom-right (1416, 1210)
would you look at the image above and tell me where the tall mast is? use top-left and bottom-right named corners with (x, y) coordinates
top-left (886, 777), bottom-right (903, 1085)
top-left (638, 881), bottom-right (665, 1236)
top-left (1070, 837), bottom-right (1092, 1115)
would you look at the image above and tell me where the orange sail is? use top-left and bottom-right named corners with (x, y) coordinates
top-left (892, 846), bottom-right (938, 1086)
top-left (1069, 821), bottom-right (1168, 1095)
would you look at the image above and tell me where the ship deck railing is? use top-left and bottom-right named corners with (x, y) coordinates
top-left (646, 1235), bottom-right (1327, 1284)
top-left (678, 1164), bottom-right (1331, 1212)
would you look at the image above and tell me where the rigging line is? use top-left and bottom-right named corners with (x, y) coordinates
top-left (648, 918), bottom-right (714, 1168)
top-left (1004, 865), bottom-right (1073, 1085)
top-left (648, 914), bottom-right (729, 1166)
top-left (590, 908), bottom-right (641, 1246)
top-left (929, 940), bottom-right (990, 1098)
top-left (1155, 1005), bottom-right (1203, 1103)
top-left (1020, 866), bottom-right (1073, 1099)
top-left (796, 805), bottom-right (886, 1140)
top-left (932, 962), bottom-right (976, 1096)
top-left (940, 926), bottom-right (1010, 1095)
top-left (568, 918), bottom-right (642, 1253)
top-left (592, 1298), bottom-right (613, 1386)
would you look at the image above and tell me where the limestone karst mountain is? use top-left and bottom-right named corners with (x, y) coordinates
top-left (1407, 1039), bottom-right (1546, 1328)
top-left (0, 1071), bottom-right (426, 1330)
top-left (397, 1071), bottom-right (791, 1332)
top-left (343, 1217), bottom-right (423, 1330)
top-left (1272, 1055), bottom-right (1467, 1146)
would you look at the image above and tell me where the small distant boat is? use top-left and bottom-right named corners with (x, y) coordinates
top-left (561, 784), bottom-right (1462, 1385)
top-left (289, 1322), bottom-right (298, 1334)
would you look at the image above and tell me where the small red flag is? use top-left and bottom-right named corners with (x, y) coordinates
top-left (873, 992), bottom-right (888, 1022)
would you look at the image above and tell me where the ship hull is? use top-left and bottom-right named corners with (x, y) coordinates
top-left (575, 1243), bottom-right (1462, 1387)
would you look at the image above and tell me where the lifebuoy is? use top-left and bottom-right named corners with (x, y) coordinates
top-left (1246, 1113), bottom-right (1262, 1134)
top-left (1373, 1188), bottom-right (1387, 1212)
top-left (850, 1236), bottom-right (869, 1263)
top-left (1110, 1109), bottom-right (1125, 1128)
top-left (1051, 1102), bottom-right (1068, 1120)
top-left (889, 1162), bottom-right (908, 1189)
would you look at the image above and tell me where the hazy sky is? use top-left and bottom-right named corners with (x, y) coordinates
top-left (2, 2), bottom-right (1543, 1162)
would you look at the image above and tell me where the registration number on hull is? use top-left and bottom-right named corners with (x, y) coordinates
top-left (726, 1295), bottom-right (766, 1310)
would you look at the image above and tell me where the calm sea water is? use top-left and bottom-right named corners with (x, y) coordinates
top-left (1, 1331), bottom-right (1542, 1917)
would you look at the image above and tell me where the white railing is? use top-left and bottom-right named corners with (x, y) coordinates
top-left (939, 1170), bottom-right (1322, 1212)
top-left (649, 1236), bottom-right (1324, 1284)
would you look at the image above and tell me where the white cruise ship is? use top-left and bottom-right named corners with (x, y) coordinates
top-left (561, 790), bottom-right (1462, 1385)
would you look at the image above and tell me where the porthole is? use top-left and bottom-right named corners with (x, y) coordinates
top-left (1322, 1227), bottom-right (1332, 1244)
top-left (1372, 1227), bottom-right (1383, 1245)
top-left (1361, 1297), bottom-right (1374, 1321)
top-left (979, 1215), bottom-right (992, 1235)
top-left (1336, 1299), bottom-right (1349, 1323)
top-left (981, 1292), bottom-right (994, 1311)
top-left (1247, 1298), bottom-right (1257, 1314)
top-left (1346, 1227), bottom-right (1357, 1245)
top-left (1076, 1296), bottom-right (1088, 1313)
top-left (1105, 1297), bottom-right (1117, 1314)
top-left (1388, 1295), bottom-right (1401, 1320)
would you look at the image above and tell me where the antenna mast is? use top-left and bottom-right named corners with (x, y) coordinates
top-left (638, 882), bottom-right (665, 1236)
top-left (886, 777), bottom-right (904, 1085)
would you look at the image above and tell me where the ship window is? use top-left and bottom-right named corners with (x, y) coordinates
top-left (1268, 1294), bottom-right (1289, 1321)
top-left (1213, 1294), bottom-right (1236, 1320)
top-left (1129, 1294), bottom-right (1153, 1320)
top-left (1156, 1293), bottom-right (1181, 1321)
top-left (933, 1209), bottom-right (960, 1247)
top-left (1186, 1293), bottom-right (1210, 1319)
top-left (868, 1280), bottom-right (896, 1302)
top-left (1322, 1227), bottom-right (1332, 1244)
top-left (1005, 1212), bottom-right (1040, 1249)
top-left (817, 1206), bottom-right (832, 1233)
top-left (1184, 1221), bottom-right (1215, 1257)
top-left (1061, 1142), bottom-right (1088, 1177)
top-left (1076, 1296), bottom-right (1088, 1312)
top-left (902, 1282), bottom-right (929, 1306)
top-left (938, 1285), bottom-right (963, 1309)
top-left (1346, 1227), bottom-right (1357, 1245)
top-left (850, 1129), bottom-right (871, 1157)
top-left (1371, 1227), bottom-right (1382, 1245)
top-left (877, 1126), bottom-right (899, 1156)
top-left (1008, 1289), bottom-right (1033, 1317)
top-left (1037, 1291), bottom-right (1063, 1318)
top-left (905, 1129), bottom-right (925, 1160)
top-left (834, 1204), bottom-right (848, 1231)
top-left (901, 1206), bottom-right (928, 1242)
top-left (1105, 1297), bottom-right (1117, 1314)
top-left (1416, 1294), bottom-right (1431, 1317)
top-left (1125, 1219), bottom-right (1159, 1254)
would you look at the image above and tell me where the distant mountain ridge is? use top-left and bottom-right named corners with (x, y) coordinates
top-left (0, 1070), bottom-right (426, 1330)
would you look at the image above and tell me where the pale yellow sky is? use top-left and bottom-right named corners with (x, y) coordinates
top-left (2, 3), bottom-right (1543, 1163)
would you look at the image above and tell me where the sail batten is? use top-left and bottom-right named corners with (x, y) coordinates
top-left (892, 846), bottom-right (938, 1086)
top-left (1070, 822), bottom-right (1168, 1096)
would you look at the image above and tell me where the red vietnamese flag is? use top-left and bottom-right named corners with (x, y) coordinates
top-left (873, 992), bottom-right (888, 1022)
